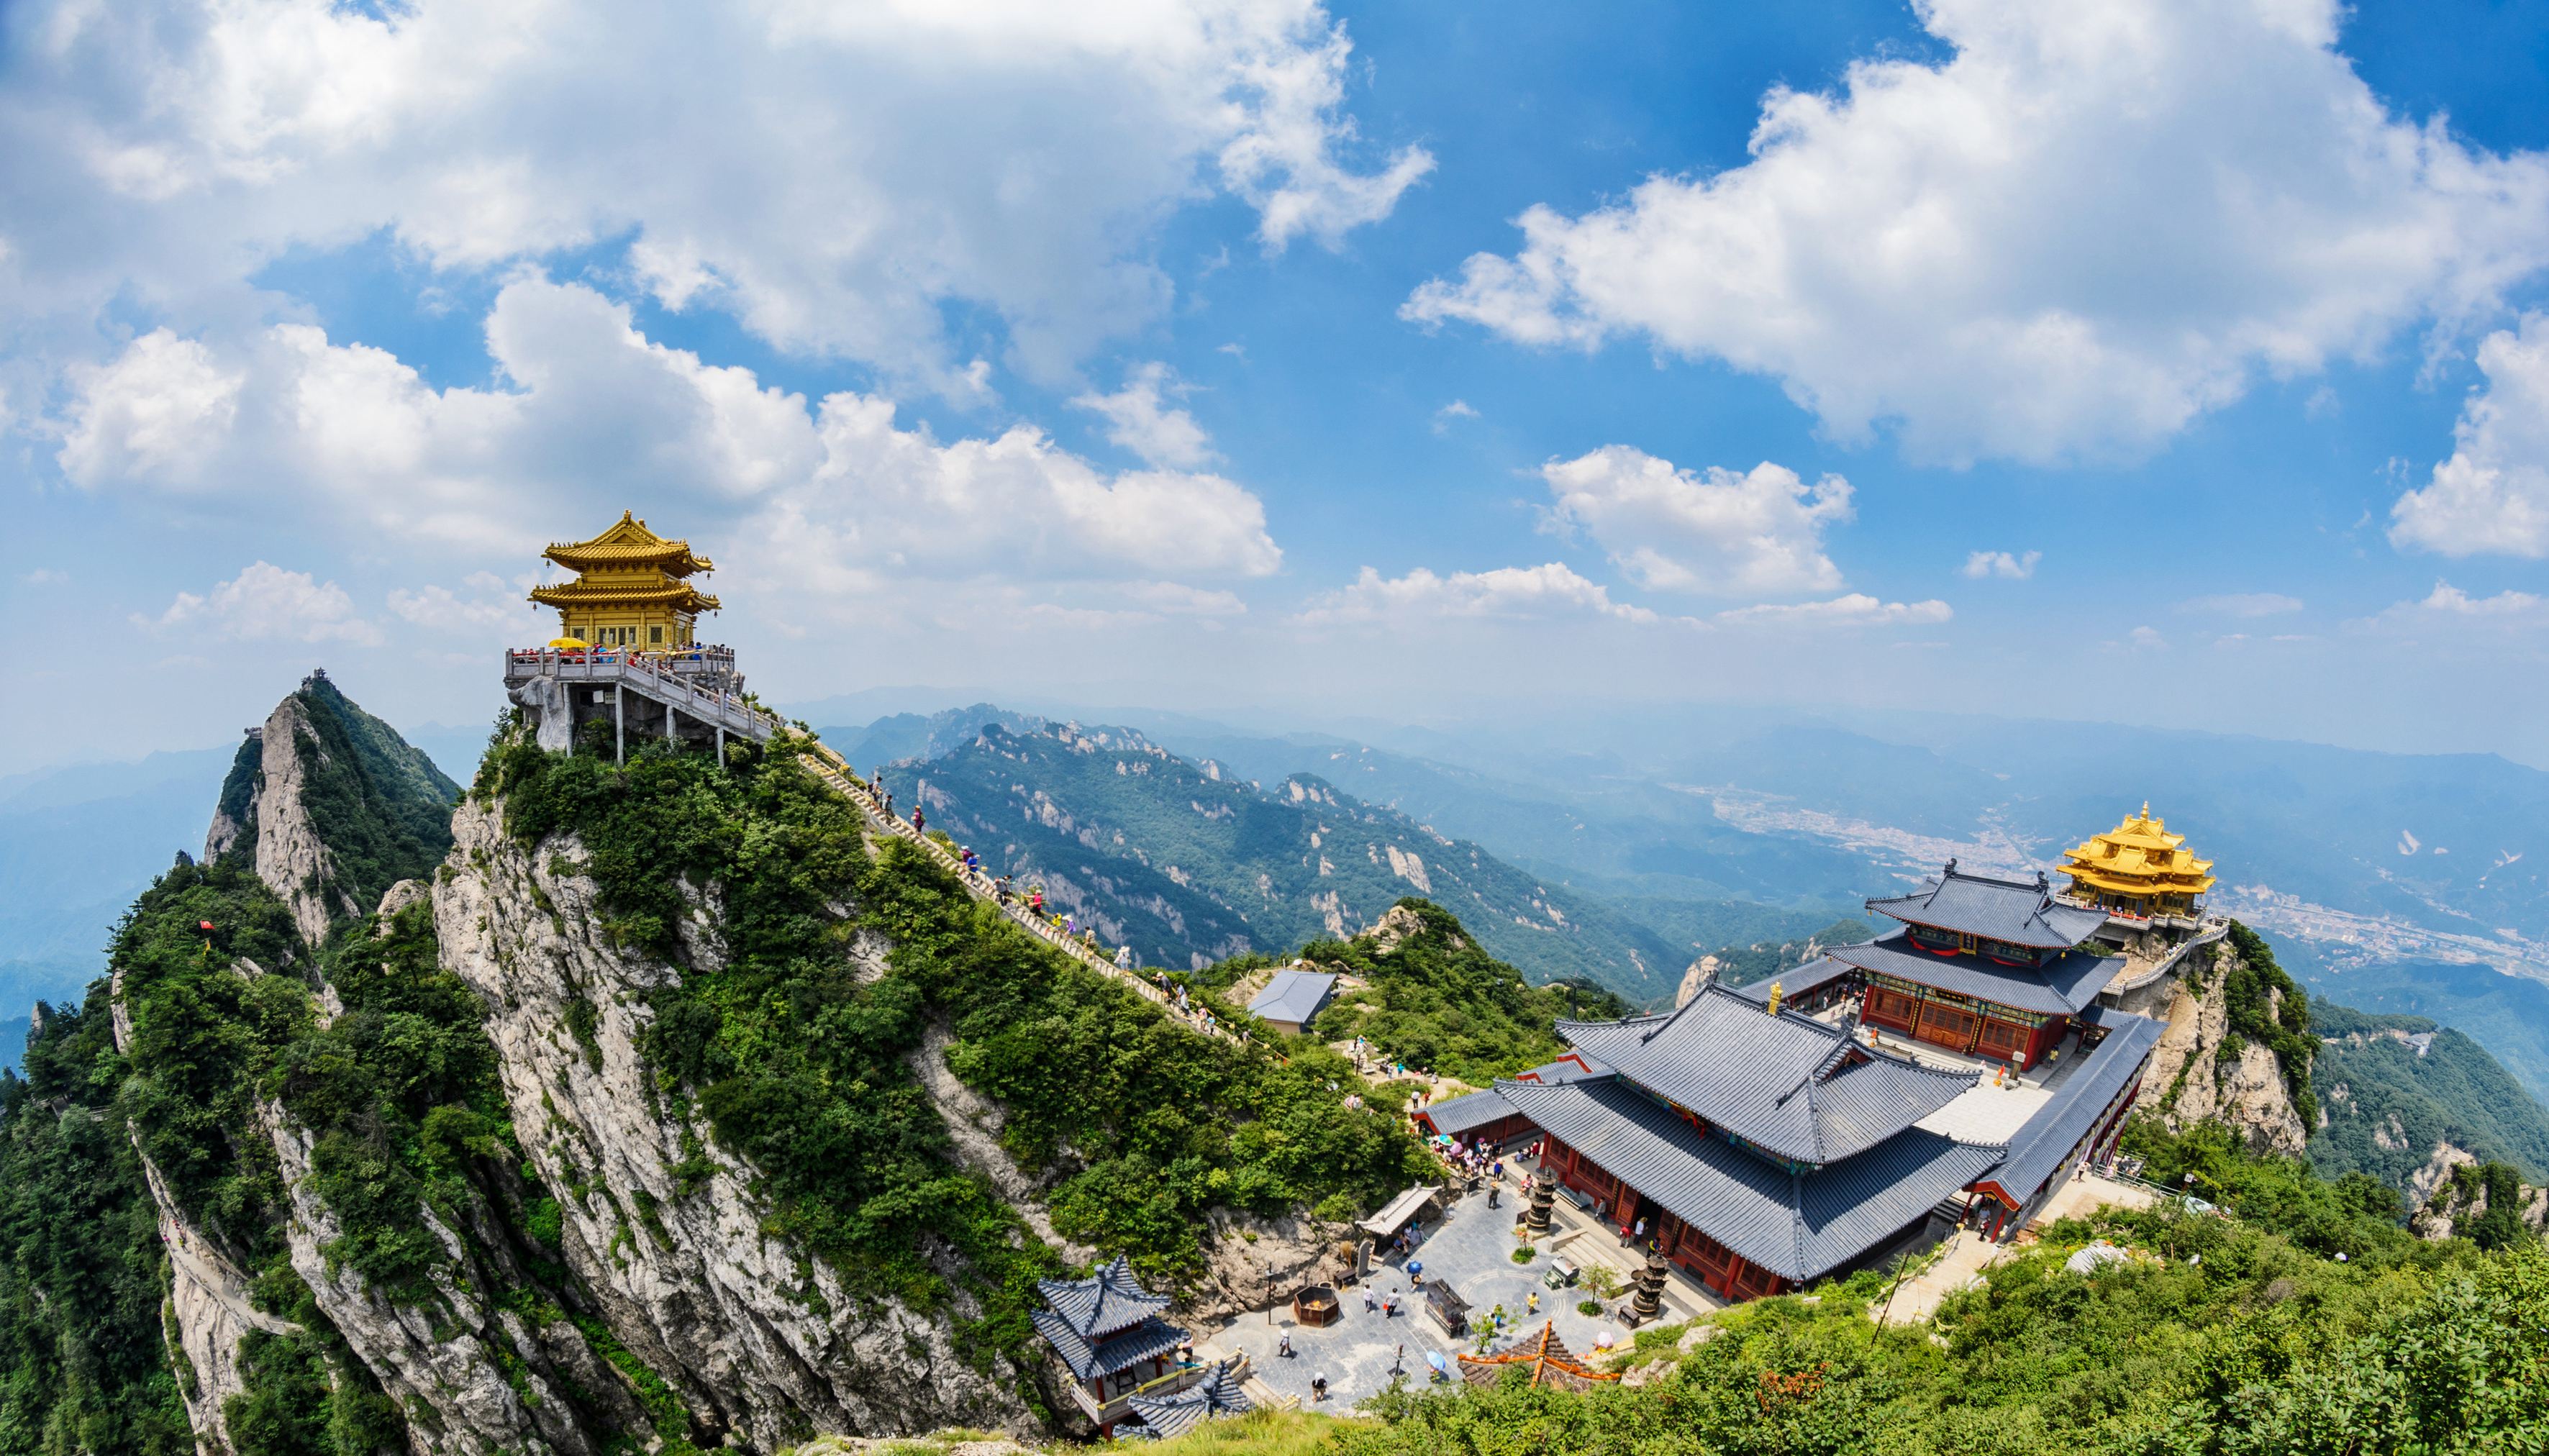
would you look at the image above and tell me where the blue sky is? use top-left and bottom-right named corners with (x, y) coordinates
top-left (6, 0), bottom-right (2549, 772)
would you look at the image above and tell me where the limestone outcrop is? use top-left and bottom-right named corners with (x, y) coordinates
top-left (434, 797), bottom-right (1037, 1449)
top-left (110, 969), bottom-right (298, 1456)
top-left (2143, 942), bottom-right (2309, 1156)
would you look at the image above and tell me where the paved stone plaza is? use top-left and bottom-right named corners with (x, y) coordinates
top-left (1196, 1175), bottom-right (1699, 1411)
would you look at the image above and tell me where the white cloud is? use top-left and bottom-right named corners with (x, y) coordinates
top-left (2181, 591), bottom-right (2304, 617)
top-left (1960, 550), bottom-right (2040, 580)
top-left (148, 562), bottom-right (381, 645)
top-left (2130, 625), bottom-right (2169, 649)
top-left (387, 572), bottom-right (549, 641)
top-left (2390, 314), bottom-right (2549, 557)
top-left (1714, 593), bottom-right (1951, 629)
top-left (1404, 0), bottom-right (2549, 465)
top-left (1299, 563), bottom-right (1658, 624)
top-left (58, 329), bottom-right (242, 486)
top-left (1540, 447), bottom-right (1850, 596)
top-left (4, 0), bottom-right (1424, 387)
top-left (1432, 399), bottom-right (1479, 434)
top-left (63, 277), bottom-right (1282, 613)
top-left (1073, 363), bottom-right (1215, 469)
top-left (2366, 582), bottom-right (2549, 628)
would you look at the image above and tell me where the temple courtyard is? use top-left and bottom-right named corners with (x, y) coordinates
top-left (1194, 1166), bottom-right (1724, 1411)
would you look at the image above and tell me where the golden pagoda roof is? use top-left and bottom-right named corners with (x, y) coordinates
top-left (1457, 1323), bottom-right (1619, 1393)
top-left (2059, 803), bottom-right (2215, 896)
top-left (529, 580), bottom-right (721, 613)
top-left (542, 511), bottom-right (714, 577)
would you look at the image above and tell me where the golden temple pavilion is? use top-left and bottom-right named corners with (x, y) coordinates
top-left (529, 512), bottom-right (720, 650)
top-left (2057, 804), bottom-right (2214, 921)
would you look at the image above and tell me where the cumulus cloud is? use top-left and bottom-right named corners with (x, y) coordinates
top-left (61, 277), bottom-right (1281, 612)
top-left (2390, 314), bottom-right (2549, 558)
top-left (1298, 563), bottom-right (1658, 624)
top-left (1073, 363), bottom-right (1215, 469)
top-left (147, 562), bottom-right (381, 645)
top-left (4, 0), bottom-right (1425, 386)
top-left (2181, 591), bottom-right (2304, 617)
top-left (387, 573), bottom-right (550, 641)
top-left (1404, 0), bottom-right (2549, 465)
top-left (1713, 593), bottom-right (1951, 629)
top-left (57, 329), bottom-right (242, 487)
top-left (1540, 447), bottom-right (1851, 596)
top-left (1960, 550), bottom-right (2040, 580)
top-left (2364, 581), bottom-right (2549, 629)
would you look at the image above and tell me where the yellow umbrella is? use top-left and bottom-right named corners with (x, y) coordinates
top-left (550, 637), bottom-right (589, 650)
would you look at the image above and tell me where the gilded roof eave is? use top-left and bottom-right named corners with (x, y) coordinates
top-left (529, 582), bottom-right (722, 612)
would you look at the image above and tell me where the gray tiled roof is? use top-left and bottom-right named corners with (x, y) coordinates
top-left (1032, 1308), bottom-right (1188, 1382)
top-left (1037, 1256), bottom-right (1171, 1339)
top-left (1868, 865), bottom-right (2107, 949)
top-left (1824, 932), bottom-right (2122, 1015)
top-left (1424, 1088), bottom-right (1520, 1135)
top-left (1985, 1009), bottom-right (2165, 1204)
top-left (1247, 969), bottom-right (1337, 1026)
top-left (1496, 1077), bottom-right (2002, 1283)
top-left (1554, 984), bottom-right (1976, 1165)
top-left (1127, 1357), bottom-right (1251, 1439)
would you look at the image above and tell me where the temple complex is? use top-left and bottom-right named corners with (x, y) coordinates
top-left (2058, 804), bottom-right (2216, 927)
top-left (1032, 1259), bottom-right (1194, 1437)
top-left (504, 514), bottom-right (774, 760)
top-left (1743, 860), bottom-right (2118, 1070)
top-left (1498, 984), bottom-right (1999, 1300)
top-left (529, 511), bottom-right (720, 650)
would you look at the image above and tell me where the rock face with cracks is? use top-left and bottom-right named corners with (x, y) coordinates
top-left (2145, 942), bottom-right (2309, 1157)
top-left (433, 796), bottom-right (1037, 1448)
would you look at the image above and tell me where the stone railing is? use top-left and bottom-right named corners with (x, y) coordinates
top-left (794, 742), bottom-right (1281, 1061)
top-left (2102, 916), bottom-right (2230, 995)
top-left (503, 648), bottom-right (778, 742)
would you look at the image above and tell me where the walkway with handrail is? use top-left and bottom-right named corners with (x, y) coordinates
top-left (794, 741), bottom-right (1282, 1062)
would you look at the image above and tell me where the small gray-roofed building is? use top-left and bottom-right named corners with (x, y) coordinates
top-left (1358, 1183), bottom-right (1443, 1240)
top-left (1495, 1075), bottom-right (2003, 1285)
top-left (1555, 983), bottom-right (1978, 1166)
top-left (1034, 1256), bottom-right (1190, 1431)
top-left (1037, 1257), bottom-right (1171, 1343)
top-left (1246, 968), bottom-right (1337, 1034)
top-left (1823, 932), bottom-right (2123, 1016)
top-left (1977, 1008), bottom-right (2164, 1214)
top-left (1031, 1310), bottom-right (1188, 1384)
top-left (1125, 1357), bottom-right (1250, 1441)
top-left (1421, 1088), bottom-right (1518, 1137)
top-left (1868, 863), bottom-right (2107, 950)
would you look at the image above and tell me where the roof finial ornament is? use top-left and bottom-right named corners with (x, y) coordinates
top-left (1944, 856), bottom-right (1958, 877)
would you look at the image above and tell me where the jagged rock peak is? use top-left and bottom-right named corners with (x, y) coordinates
top-left (202, 671), bottom-right (462, 947)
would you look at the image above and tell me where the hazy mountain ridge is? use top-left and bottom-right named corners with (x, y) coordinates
top-left (883, 719), bottom-right (1704, 1001)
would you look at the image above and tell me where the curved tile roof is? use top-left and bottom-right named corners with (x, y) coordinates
top-left (1496, 1076), bottom-right (2002, 1282)
top-left (1037, 1256), bottom-right (1171, 1339)
top-left (1867, 863), bottom-right (2107, 949)
top-left (1554, 983), bottom-right (1976, 1165)
top-left (1824, 932), bottom-right (2124, 1015)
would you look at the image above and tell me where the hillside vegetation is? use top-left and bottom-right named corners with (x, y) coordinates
top-left (1198, 898), bottom-right (1628, 1085)
top-left (2312, 998), bottom-right (2549, 1187)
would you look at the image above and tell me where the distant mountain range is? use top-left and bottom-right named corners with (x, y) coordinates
top-left (865, 711), bottom-right (1848, 1003)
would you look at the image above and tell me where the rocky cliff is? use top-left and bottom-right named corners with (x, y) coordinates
top-left (2143, 932), bottom-right (2314, 1157)
top-left (204, 669), bottom-right (460, 948)
top-left (7, 678), bottom-right (1440, 1456)
top-left (433, 797), bottom-right (1032, 1447)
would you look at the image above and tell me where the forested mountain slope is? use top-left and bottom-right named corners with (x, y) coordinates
top-left (881, 719), bottom-right (1699, 1001)
top-left (2312, 998), bottom-right (2549, 1191)
top-left (1, 678), bottom-right (1432, 1456)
